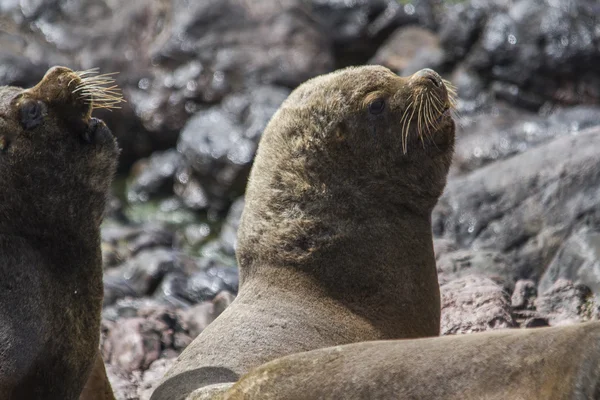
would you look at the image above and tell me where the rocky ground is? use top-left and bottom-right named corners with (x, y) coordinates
top-left (2, 0), bottom-right (600, 398)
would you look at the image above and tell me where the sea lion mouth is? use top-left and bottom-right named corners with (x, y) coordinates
top-left (399, 72), bottom-right (457, 154)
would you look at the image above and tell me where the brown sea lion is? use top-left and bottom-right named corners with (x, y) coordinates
top-left (0, 66), bottom-right (120, 399)
top-left (223, 322), bottom-right (600, 400)
top-left (151, 65), bottom-right (457, 400)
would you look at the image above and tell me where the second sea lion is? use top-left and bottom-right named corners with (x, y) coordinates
top-left (223, 322), bottom-right (600, 400)
top-left (0, 66), bottom-right (120, 399)
top-left (152, 65), bottom-right (456, 399)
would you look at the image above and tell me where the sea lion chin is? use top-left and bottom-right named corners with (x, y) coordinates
top-left (151, 65), bottom-right (456, 400)
top-left (0, 66), bottom-right (119, 399)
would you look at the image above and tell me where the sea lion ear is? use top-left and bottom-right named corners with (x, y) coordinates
top-left (19, 100), bottom-right (47, 130)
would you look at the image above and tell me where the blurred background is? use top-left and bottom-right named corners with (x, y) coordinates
top-left (1, 0), bottom-right (600, 398)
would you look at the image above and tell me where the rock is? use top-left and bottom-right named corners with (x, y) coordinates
top-left (104, 249), bottom-right (183, 298)
top-left (150, 0), bottom-right (333, 88)
top-left (127, 150), bottom-right (185, 203)
top-left (433, 238), bottom-right (458, 260)
top-left (182, 266), bottom-right (239, 303)
top-left (103, 276), bottom-right (138, 307)
top-left (441, 275), bottom-right (516, 335)
top-left (369, 26), bottom-right (443, 75)
top-left (511, 279), bottom-right (537, 310)
top-left (137, 358), bottom-right (177, 400)
top-left (177, 291), bottom-right (236, 339)
top-left (104, 318), bottom-right (162, 373)
top-left (442, 0), bottom-right (600, 108)
top-left (434, 126), bottom-right (600, 282)
top-left (451, 102), bottom-right (600, 176)
top-left (535, 279), bottom-right (594, 326)
top-left (539, 226), bottom-right (600, 296)
top-left (105, 364), bottom-right (140, 400)
top-left (309, 0), bottom-right (438, 65)
top-left (437, 250), bottom-right (516, 291)
top-left (176, 85), bottom-right (290, 211)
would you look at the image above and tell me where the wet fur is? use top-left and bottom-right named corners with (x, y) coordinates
top-left (152, 65), bottom-right (456, 399)
top-left (0, 67), bottom-right (119, 399)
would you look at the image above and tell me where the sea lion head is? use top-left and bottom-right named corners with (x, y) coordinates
top-left (0, 66), bottom-right (122, 237)
top-left (239, 65), bottom-right (456, 269)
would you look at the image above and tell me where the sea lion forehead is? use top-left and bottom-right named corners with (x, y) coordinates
top-left (284, 65), bottom-right (401, 110)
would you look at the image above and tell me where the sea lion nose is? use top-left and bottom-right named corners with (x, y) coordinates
top-left (413, 69), bottom-right (443, 88)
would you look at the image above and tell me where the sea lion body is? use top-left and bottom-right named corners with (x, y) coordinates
top-left (152, 65), bottom-right (456, 399)
top-left (0, 67), bottom-right (118, 399)
top-left (224, 322), bottom-right (600, 400)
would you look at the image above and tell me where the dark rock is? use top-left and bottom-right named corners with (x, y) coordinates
top-left (176, 86), bottom-right (289, 211)
top-left (535, 279), bottom-right (594, 326)
top-left (451, 102), bottom-right (600, 176)
top-left (128, 227), bottom-right (174, 255)
top-left (441, 275), bottom-right (516, 335)
top-left (102, 297), bottom-right (171, 322)
top-left (309, 0), bottom-right (438, 65)
top-left (103, 276), bottom-right (137, 307)
top-left (443, 0), bottom-right (600, 107)
top-left (182, 266), bottom-right (239, 303)
top-left (150, 0), bottom-right (333, 89)
top-left (127, 150), bottom-right (185, 203)
top-left (511, 279), bottom-right (537, 310)
top-left (369, 26), bottom-right (443, 75)
top-left (104, 249), bottom-right (182, 298)
top-left (434, 126), bottom-right (600, 282)
top-left (153, 272), bottom-right (191, 304)
top-left (539, 226), bottom-right (600, 296)
top-left (437, 250), bottom-right (516, 291)
top-left (523, 317), bottom-right (550, 328)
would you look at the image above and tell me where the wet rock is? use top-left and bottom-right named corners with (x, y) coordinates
top-left (149, 0), bottom-right (333, 93)
top-left (310, 0), bottom-right (437, 65)
top-left (104, 249), bottom-right (182, 298)
top-left (176, 86), bottom-right (289, 211)
top-left (181, 266), bottom-right (239, 304)
top-left (103, 276), bottom-right (137, 308)
top-left (127, 150), bottom-right (185, 203)
top-left (535, 279), bottom-right (594, 326)
top-left (434, 126), bottom-right (600, 282)
top-left (437, 250), bottom-right (516, 291)
top-left (370, 26), bottom-right (443, 75)
top-left (103, 298), bottom-right (170, 322)
top-left (441, 275), bottom-right (516, 335)
top-left (153, 273), bottom-right (192, 307)
top-left (451, 102), bottom-right (600, 176)
top-left (539, 226), bottom-right (600, 297)
top-left (511, 279), bottom-right (537, 310)
top-left (443, 0), bottom-right (600, 107)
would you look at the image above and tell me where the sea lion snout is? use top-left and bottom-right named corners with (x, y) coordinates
top-left (410, 68), bottom-right (449, 105)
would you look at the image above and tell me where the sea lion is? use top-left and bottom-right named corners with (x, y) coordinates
top-left (223, 322), bottom-right (600, 400)
top-left (151, 65), bottom-right (456, 400)
top-left (0, 66), bottom-right (121, 399)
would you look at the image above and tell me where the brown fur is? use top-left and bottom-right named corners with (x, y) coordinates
top-left (224, 322), bottom-right (600, 400)
top-left (0, 67), bottom-right (118, 399)
top-left (151, 65), bottom-right (455, 400)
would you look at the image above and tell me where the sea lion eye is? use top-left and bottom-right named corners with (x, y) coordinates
top-left (368, 99), bottom-right (386, 115)
top-left (20, 100), bottom-right (46, 130)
